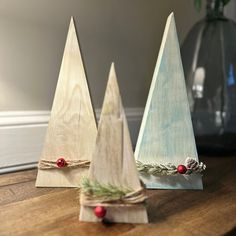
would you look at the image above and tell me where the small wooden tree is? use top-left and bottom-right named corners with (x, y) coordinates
top-left (36, 17), bottom-right (97, 187)
top-left (79, 63), bottom-right (148, 223)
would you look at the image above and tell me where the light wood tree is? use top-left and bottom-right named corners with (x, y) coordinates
top-left (80, 63), bottom-right (148, 223)
top-left (36, 17), bottom-right (97, 187)
top-left (135, 13), bottom-right (203, 190)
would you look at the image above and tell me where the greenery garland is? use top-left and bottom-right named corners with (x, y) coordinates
top-left (136, 158), bottom-right (206, 177)
top-left (136, 161), bottom-right (177, 176)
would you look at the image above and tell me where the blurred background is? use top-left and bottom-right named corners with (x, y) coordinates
top-left (0, 0), bottom-right (235, 172)
top-left (0, 0), bottom-right (206, 111)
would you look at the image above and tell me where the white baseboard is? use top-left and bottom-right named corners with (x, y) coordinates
top-left (0, 108), bottom-right (143, 174)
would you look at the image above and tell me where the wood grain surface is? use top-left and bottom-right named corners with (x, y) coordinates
top-left (36, 17), bottom-right (97, 187)
top-left (0, 156), bottom-right (235, 235)
top-left (80, 64), bottom-right (148, 223)
top-left (135, 13), bottom-right (202, 190)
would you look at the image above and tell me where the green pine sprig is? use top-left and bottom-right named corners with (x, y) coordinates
top-left (81, 178), bottom-right (132, 200)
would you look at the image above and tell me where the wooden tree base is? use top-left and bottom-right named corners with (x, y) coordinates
top-left (36, 168), bottom-right (88, 187)
top-left (80, 205), bottom-right (148, 224)
top-left (141, 174), bottom-right (203, 190)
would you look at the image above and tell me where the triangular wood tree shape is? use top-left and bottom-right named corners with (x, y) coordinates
top-left (36, 17), bottom-right (97, 187)
top-left (135, 13), bottom-right (203, 189)
top-left (80, 63), bottom-right (148, 223)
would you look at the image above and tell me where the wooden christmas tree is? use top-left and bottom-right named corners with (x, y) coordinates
top-left (36, 17), bottom-right (97, 187)
top-left (79, 63), bottom-right (148, 223)
top-left (135, 13), bottom-right (205, 190)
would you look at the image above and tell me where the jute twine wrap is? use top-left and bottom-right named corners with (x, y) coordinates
top-left (81, 189), bottom-right (147, 207)
top-left (38, 159), bottom-right (90, 169)
top-left (80, 178), bottom-right (147, 207)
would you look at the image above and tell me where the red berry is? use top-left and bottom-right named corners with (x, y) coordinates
top-left (94, 206), bottom-right (106, 218)
top-left (177, 165), bottom-right (187, 174)
top-left (56, 157), bottom-right (67, 168)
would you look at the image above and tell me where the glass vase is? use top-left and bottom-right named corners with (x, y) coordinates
top-left (181, 0), bottom-right (236, 154)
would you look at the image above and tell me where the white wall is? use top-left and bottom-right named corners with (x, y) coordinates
top-left (0, 0), bottom-right (204, 111)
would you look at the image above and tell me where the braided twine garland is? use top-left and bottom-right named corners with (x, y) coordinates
top-left (136, 157), bottom-right (206, 176)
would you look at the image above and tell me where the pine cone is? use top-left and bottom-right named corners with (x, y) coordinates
top-left (185, 157), bottom-right (199, 170)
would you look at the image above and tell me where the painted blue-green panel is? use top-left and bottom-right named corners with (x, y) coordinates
top-left (135, 13), bottom-right (203, 189)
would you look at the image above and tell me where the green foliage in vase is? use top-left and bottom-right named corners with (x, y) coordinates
top-left (194, 0), bottom-right (231, 12)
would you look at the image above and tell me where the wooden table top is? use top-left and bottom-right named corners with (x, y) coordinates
top-left (0, 156), bottom-right (235, 236)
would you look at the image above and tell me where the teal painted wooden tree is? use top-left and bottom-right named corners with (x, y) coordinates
top-left (135, 13), bottom-right (203, 189)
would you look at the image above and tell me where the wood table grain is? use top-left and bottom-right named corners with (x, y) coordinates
top-left (0, 156), bottom-right (235, 236)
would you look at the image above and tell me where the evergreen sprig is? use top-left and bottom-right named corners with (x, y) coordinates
top-left (81, 178), bottom-right (132, 200)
